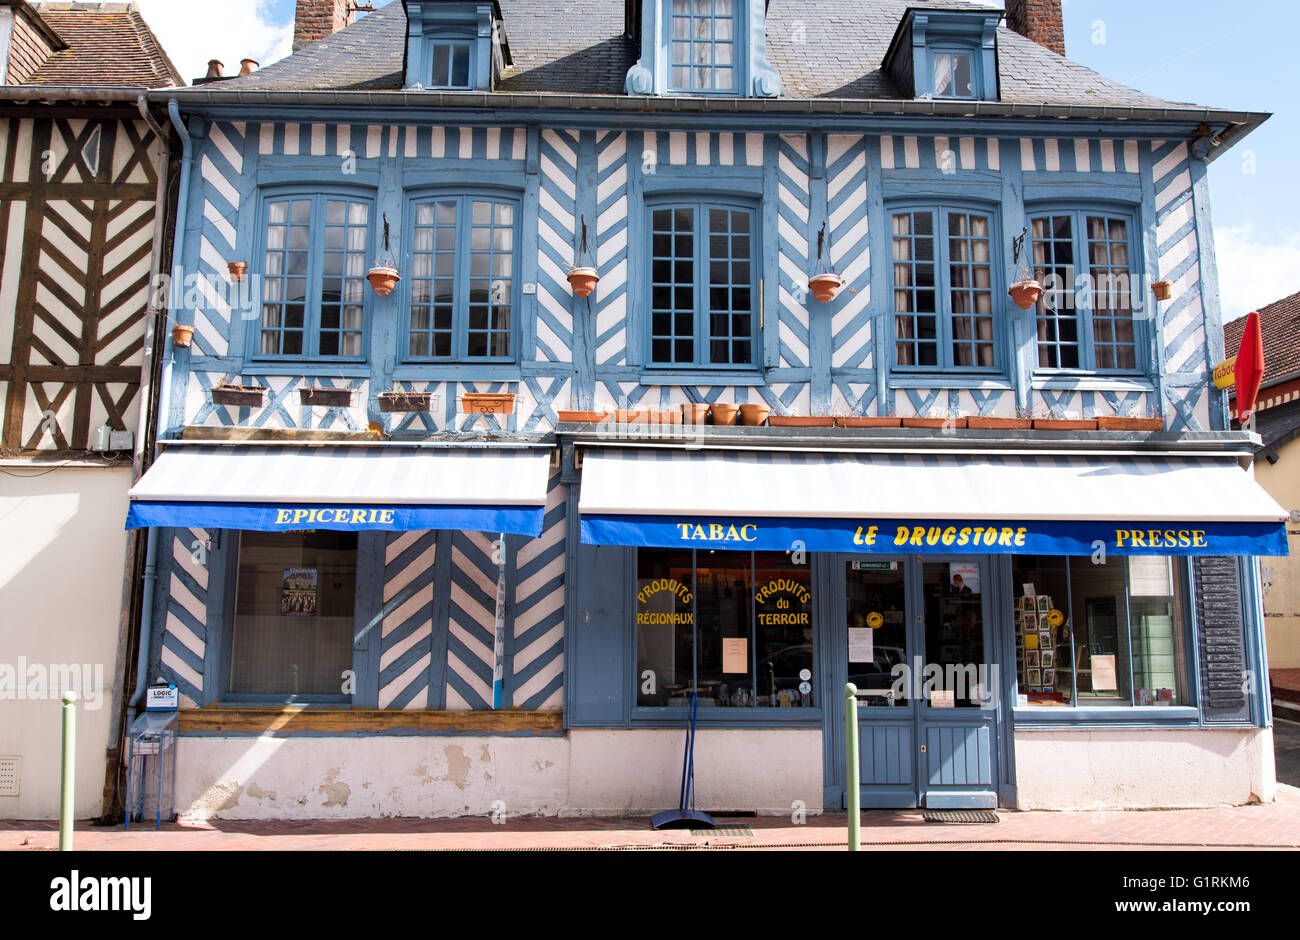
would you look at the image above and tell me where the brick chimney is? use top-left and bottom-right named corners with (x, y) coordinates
top-left (293, 0), bottom-right (355, 52)
top-left (1005, 0), bottom-right (1065, 57)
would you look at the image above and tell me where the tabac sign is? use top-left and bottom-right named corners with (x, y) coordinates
top-left (581, 515), bottom-right (1288, 557)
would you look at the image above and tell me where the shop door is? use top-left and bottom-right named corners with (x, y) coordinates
top-left (842, 557), bottom-right (998, 809)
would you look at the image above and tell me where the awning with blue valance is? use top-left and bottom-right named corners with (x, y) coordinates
top-left (127, 443), bottom-right (552, 536)
top-left (577, 447), bottom-right (1289, 557)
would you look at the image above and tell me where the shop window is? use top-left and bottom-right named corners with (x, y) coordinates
top-left (1029, 209), bottom-right (1140, 372)
top-left (1010, 555), bottom-right (1189, 708)
top-left (648, 201), bottom-right (757, 369)
top-left (635, 548), bottom-right (814, 709)
top-left (256, 193), bottom-right (372, 360)
top-left (227, 530), bottom-right (357, 700)
top-left (407, 194), bottom-right (518, 360)
top-left (890, 206), bottom-right (999, 371)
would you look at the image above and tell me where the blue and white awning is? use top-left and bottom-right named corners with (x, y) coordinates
top-left (127, 444), bottom-right (552, 535)
top-left (578, 448), bottom-right (1289, 556)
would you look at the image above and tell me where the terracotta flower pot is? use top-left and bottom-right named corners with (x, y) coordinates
top-left (367, 266), bottom-right (401, 297)
top-left (739, 404), bottom-right (770, 426)
top-left (766, 415), bottom-right (834, 427)
top-left (1151, 280), bottom-right (1172, 301)
top-left (556, 410), bottom-right (611, 424)
top-left (835, 416), bottom-right (902, 428)
top-left (172, 324), bottom-right (194, 347)
top-left (227, 261), bottom-right (248, 282)
top-left (808, 273), bottom-right (846, 303)
top-left (681, 403), bottom-right (710, 425)
top-left (1008, 279), bottom-right (1042, 310)
top-left (567, 266), bottom-right (599, 298)
top-left (709, 403), bottom-right (740, 426)
top-left (1097, 415), bottom-right (1164, 432)
top-left (965, 416), bottom-right (1033, 430)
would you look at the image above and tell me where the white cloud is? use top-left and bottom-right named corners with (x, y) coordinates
top-left (1214, 224), bottom-right (1300, 323)
top-left (136, 0), bottom-right (293, 84)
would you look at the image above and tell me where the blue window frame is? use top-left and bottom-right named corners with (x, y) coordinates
top-left (256, 192), bottom-right (372, 360)
top-left (667, 0), bottom-right (737, 93)
top-left (890, 204), bottom-right (999, 371)
top-left (648, 200), bottom-right (757, 368)
top-left (930, 46), bottom-right (976, 99)
top-left (1029, 208), bottom-right (1141, 373)
top-left (428, 39), bottom-right (471, 89)
top-left (406, 193), bottom-right (518, 361)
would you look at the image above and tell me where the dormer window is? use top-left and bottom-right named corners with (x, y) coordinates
top-left (883, 8), bottom-right (1001, 102)
top-left (931, 49), bottom-right (974, 99)
top-left (669, 0), bottom-right (736, 93)
top-left (430, 40), bottom-right (472, 89)
top-left (626, 0), bottom-right (781, 98)
top-left (404, 1), bottom-right (511, 93)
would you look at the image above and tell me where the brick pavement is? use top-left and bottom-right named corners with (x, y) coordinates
top-left (4, 785), bottom-right (1299, 851)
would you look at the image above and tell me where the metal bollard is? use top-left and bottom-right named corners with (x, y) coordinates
top-left (844, 682), bottom-right (859, 852)
top-left (60, 690), bottom-right (75, 851)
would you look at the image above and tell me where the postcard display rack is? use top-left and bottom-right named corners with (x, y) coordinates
top-left (1015, 594), bottom-right (1063, 699)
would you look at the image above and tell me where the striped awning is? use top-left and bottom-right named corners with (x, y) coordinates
top-left (127, 444), bottom-right (551, 535)
top-left (578, 448), bottom-right (1289, 556)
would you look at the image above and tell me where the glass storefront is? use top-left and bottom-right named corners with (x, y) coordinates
top-left (635, 548), bottom-right (814, 709)
top-left (1010, 554), bottom-right (1189, 707)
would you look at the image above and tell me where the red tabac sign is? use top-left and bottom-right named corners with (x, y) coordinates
top-left (1235, 311), bottom-right (1265, 421)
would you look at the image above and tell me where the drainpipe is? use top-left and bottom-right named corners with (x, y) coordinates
top-left (127, 99), bottom-right (193, 723)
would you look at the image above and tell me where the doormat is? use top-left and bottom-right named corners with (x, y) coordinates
top-left (922, 810), bottom-right (999, 824)
top-left (689, 826), bottom-right (754, 837)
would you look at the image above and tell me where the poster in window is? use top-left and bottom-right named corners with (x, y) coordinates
top-left (722, 637), bottom-right (748, 674)
top-left (281, 568), bottom-right (318, 617)
top-left (948, 563), bottom-right (980, 595)
top-left (1091, 653), bottom-right (1118, 690)
top-left (1128, 556), bottom-right (1173, 597)
top-left (848, 627), bottom-right (874, 664)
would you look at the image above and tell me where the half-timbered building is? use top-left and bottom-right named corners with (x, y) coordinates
top-left (131, 0), bottom-right (1287, 818)
top-left (0, 0), bottom-right (181, 818)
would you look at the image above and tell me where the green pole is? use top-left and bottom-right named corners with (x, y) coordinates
top-left (59, 690), bottom-right (75, 851)
top-left (844, 682), bottom-right (859, 852)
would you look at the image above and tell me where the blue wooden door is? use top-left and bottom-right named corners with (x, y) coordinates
top-left (843, 557), bottom-right (999, 809)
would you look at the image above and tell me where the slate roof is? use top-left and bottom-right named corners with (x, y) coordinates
top-left (1225, 290), bottom-right (1300, 391)
top-left (21, 2), bottom-right (183, 88)
top-left (223, 0), bottom-right (1207, 112)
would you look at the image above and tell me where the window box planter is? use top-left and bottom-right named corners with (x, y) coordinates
top-left (556, 410), bottom-right (611, 424)
top-left (902, 417), bottom-right (967, 429)
top-left (835, 416), bottom-right (901, 428)
top-left (1096, 415), bottom-right (1164, 432)
top-left (767, 415), bottom-right (834, 427)
top-left (681, 403), bottom-right (710, 425)
top-left (300, 387), bottom-right (353, 408)
top-left (210, 385), bottom-right (265, 408)
top-left (966, 416), bottom-right (1032, 430)
top-left (1031, 418), bottom-right (1098, 430)
top-left (739, 404), bottom-right (770, 426)
top-left (461, 392), bottom-right (515, 415)
top-left (378, 391), bottom-right (433, 413)
top-left (709, 403), bottom-right (740, 426)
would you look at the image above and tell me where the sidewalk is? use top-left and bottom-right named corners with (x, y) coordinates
top-left (5, 786), bottom-right (1299, 851)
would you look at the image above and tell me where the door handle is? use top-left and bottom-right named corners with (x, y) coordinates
top-left (919, 744), bottom-right (927, 753)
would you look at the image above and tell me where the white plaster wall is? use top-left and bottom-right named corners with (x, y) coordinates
top-left (175, 736), bottom-right (571, 820)
top-left (0, 467), bottom-right (133, 818)
top-left (1013, 727), bottom-right (1276, 810)
top-left (566, 728), bottom-right (822, 816)
top-left (174, 728), bottom-right (824, 819)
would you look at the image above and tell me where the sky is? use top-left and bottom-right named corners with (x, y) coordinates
top-left (134, 0), bottom-right (1297, 321)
